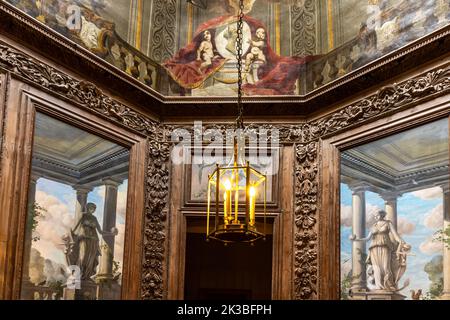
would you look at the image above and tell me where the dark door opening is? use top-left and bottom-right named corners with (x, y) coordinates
top-left (184, 230), bottom-right (273, 300)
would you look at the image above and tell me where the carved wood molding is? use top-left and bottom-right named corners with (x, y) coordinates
top-left (141, 139), bottom-right (171, 300)
top-left (0, 41), bottom-right (170, 300)
top-left (293, 142), bottom-right (318, 299)
top-left (0, 42), bottom-right (162, 137)
top-left (1, 35), bottom-right (450, 300)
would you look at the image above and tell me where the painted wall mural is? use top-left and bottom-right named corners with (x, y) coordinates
top-left (6, 0), bottom-right (450, 97)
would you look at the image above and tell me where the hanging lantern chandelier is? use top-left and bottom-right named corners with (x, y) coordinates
top-left (206, 0), bottom-right (267, 244)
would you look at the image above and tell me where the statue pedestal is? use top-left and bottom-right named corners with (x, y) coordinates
top-left (350, 290), bottom-right (406, 300)
top-left (95, 274), bottom-right (121, 300)
top-left (63, 280), bottom-right (98, 300)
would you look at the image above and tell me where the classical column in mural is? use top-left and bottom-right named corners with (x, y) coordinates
top-left (349, 184), bottom-right (367, 293)
top-left (442, 184), bottom-right (450, 300)
top-left (382, 193), bottom-right (400, 231)
top-left (97, 178), bottom-right (121, 281)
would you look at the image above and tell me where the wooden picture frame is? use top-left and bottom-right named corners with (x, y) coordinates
top-left (0, 79), bottom-right (148, 300)
top-left (181, 145), bottom-right (281, 211)
top-left (318, 93), bottom-right (450, 299)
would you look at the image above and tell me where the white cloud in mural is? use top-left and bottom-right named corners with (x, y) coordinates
top-left (419, 236), bottom-right (443, 255)
top-left (340, 204), bottom-right (352, 227)
top-left (340, 203), bottom-right (383, 228)
top-left (397, 217), bottom-right (415, 236)
top-left (412, 187), bottom-right (442, 200)
top-left (365, 204), bottom-right (382, 228)
top-left (34, 190), bottom-right (75, 265)
top-left (424, 204), bottom-right (443, 230)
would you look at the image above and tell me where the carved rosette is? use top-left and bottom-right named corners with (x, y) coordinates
top-left (141, 139), bottom-right (170, 300)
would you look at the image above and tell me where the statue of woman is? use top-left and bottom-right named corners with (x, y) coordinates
top-left (70, 202), bottom-right (103, 281)
top-left (350, 210), bottom-right (409, 291)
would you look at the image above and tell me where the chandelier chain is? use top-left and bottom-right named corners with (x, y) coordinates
top-left (236, 0), bottom-right (245, 130)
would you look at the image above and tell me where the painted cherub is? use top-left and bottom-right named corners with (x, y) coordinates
top-left (244, 27), bottom-right (267, 83)
top-left (197, 30), bottom-right (215, 69)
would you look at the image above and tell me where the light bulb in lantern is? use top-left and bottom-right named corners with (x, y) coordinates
top-left (249, 186), bottom-right (256, 227)
top-left (223, 179), bottom-right (232, 224)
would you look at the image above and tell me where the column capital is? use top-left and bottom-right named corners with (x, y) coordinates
top-left (72, 185), bottom-right (93, 193)
top-left (29, 173), bottom-right (41, 184)
top-left (440, 183), bottom-right (450, 194)
top-left (380, 191), bottom-right (401, 202)
top-left (348, 183), bottom-right (370, 194)
top-left (102, 177), bottom-right (123, 188)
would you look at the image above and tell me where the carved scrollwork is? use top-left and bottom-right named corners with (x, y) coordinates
top-left (0, 42), bottom-right (160, 136)
top-left (307, 67), bottom-right (450, 141)
top-left (291, 65), bottom-right (450, 299)
top-left (0, 41), bottom-right (170, 300)
top-left (141, 139), bottom-right (170, 300)
top-left (1, 37), bottom-right (450, 301)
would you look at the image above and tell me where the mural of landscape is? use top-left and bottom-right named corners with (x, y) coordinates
top-left (7, 0), bottom-right (450, 96)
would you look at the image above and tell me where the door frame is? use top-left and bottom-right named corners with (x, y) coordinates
top-left (318, 92), bottom-right (450, 299)
top-left (0, 79), bottom-right (148, 299)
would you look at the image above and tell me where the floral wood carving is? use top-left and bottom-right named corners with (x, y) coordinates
top-left (294, 142), bottom-right (318, 299)
top-left (141, 139), bottom-right (170, 300)
top-left (0, 42), bottom-right (160, 136)
top-left (306, 66), bottom-right (450, 141)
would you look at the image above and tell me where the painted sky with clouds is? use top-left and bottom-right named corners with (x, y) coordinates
top-left (32, 178), bottom-right (128, 276)
top-left (340, 184), bottom-right (444, 299)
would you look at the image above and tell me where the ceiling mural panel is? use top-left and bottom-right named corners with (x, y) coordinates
top-left (6, 0), bottom-right (450, 98)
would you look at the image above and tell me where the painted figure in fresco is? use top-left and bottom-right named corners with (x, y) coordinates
top-left (66, 203), bottom-right (103, 281)
top-left (197, 30), bottom-right (218, 69)
top-left (350, 210), bottom-right (411, 291)
top-left (163, 28), bottom-right (226, 91)
top-left (164, 9), bottom-right (317, 95)
top-left (244, 27), bottom-right (267, 84)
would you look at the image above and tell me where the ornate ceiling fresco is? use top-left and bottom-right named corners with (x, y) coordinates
top-left (6, 0), bottom-right (450, 98)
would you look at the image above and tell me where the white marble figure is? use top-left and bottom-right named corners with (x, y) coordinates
top-left (350, 210), bottom-right (411, 291)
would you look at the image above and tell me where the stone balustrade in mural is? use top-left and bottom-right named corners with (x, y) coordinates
top-left (302, 0), bottom-right (450, 94)
top-left (5, 0), bottom-right (450, 97)
top-left (6, 0), bottom-right (160, 90)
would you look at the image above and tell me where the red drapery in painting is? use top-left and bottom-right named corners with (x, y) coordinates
top-left (163, 15), bottom-right (317, 95)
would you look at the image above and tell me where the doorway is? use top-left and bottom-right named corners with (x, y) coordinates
top-left (184, 218), bottom-right (273, 300)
